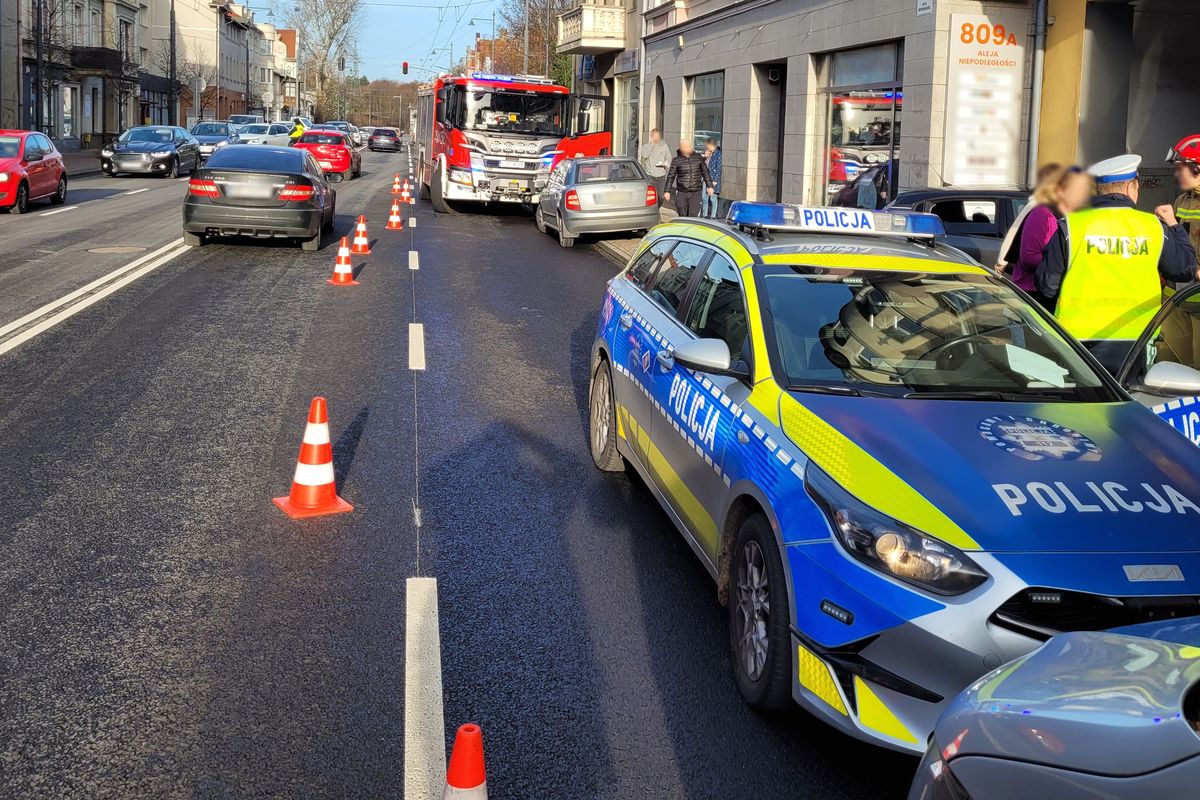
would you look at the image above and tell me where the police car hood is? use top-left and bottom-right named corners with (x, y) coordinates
top-left (791, 395), bottom-right (1200, 553)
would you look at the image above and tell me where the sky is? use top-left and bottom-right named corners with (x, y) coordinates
top-left (257, 0), bottom-right (507, 83)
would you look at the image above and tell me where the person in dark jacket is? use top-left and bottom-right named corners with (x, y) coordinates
top-left (663, 139), bottom-right (713, 217)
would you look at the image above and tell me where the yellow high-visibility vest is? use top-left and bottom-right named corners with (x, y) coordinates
top-left (1056, 206), bottom-right (1164, 341)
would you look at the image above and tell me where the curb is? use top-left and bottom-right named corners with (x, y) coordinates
top-left (593, 239), bottom-right (632, 268)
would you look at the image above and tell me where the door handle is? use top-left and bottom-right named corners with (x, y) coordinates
top-left (618, 312), bottom-right (633, 330)
top-left (656, 350), bottom-right (674, 371)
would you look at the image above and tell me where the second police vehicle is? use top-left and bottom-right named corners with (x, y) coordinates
top-left (587, 201), bottom-right (1200, 752)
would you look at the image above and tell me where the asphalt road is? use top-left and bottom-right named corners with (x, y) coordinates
top-left (0, 149), bottom-right (914, 798)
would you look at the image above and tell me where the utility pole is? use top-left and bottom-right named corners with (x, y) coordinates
top-left (168, 0), bottom-right (177, 124)
top-left (545, 0), bottom-right (552, 76)
top-left (522, 0), bottom-right (529, 73)
top-left (244, 26), bottom-right (250, 114)
top-left (34, 0), bottom-right (45, 131)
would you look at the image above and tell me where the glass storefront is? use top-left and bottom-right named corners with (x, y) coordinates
top-left (689, 71), bottom-right (723, 148)
top-left (615, 75), bottom-right (639, 156)
top-left (816, 43), bottom-right (903, 208)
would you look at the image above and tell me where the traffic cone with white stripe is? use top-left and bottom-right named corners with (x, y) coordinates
top-left (391, 173), bottom-right (404, 194)
top-left (386, 200), bottom-right (405, 230)
top-left (350, 214), bottom-right (372, 254)
top-left (273, 397), bottom-right (353, 519)
top-left (401, 182), bottom-right (413, 205)
top-left (444, 724), bottom-right (487, 799)
top-left (328, 237), bottom-right (358, 285)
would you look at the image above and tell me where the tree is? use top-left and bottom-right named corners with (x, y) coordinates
top-left (283, 0), bottom-right (365, 119)
top-left (157, 41), bottom-right (219, 119)
top-left (496, 0), bottom-right (573, 83)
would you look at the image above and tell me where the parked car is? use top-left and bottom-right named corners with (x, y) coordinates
top-left (237, 122), bottom-right (294, 146)
top-left (368, 127), bottom-right (401, 152)
top-left (182, 144), bottom-right (338, 252)
top-left (228, 113), bottom-right (265, 128)
top-left (291, 130), bottom-right (360, 180)
top-left (886, 188), bottom-right (1029, 265)
top-left (0, 129), bottom-right (68, 213)
top-left (324, 121), bottom-right (362, 147)
top-left (910, 622), bottom-right (1200, 799)
top-left (101, 125), bottom-right (200, 178)
top-left (190, 121), bottom-right (238, 161)
top-left (535, 156), bottom-right (660, 248)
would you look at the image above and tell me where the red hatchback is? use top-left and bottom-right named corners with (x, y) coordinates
top-left (0, 130), bottom-right (68, 213)
top-left (292, 130), bottom-right (360, 180)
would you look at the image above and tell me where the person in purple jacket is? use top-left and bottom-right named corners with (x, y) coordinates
top-left (1009, 165), bottom-right (1092, 308)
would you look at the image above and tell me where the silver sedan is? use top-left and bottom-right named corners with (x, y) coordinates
top-left (535, 156), bottom-right (662, 248)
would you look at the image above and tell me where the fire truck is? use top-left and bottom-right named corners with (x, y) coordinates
top-left (415, 72), bottom-right (610, 213)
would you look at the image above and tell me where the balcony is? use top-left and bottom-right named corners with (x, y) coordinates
top-left (71, 46), bottom-right (136, 77)
top-left (557, 1), bottom-right (625, 56)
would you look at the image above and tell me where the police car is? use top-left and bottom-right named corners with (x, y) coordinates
top-left (587, 202), bottom-right (1200, 752)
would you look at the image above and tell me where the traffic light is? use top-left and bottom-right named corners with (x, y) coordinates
top-left (338, 56), bottom-right (345, 72)
top-left (402, 61), bottom-right (409, 75)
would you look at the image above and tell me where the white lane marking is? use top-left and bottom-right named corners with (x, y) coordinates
top-left (408, 323), bottom-right (426, 371)
top-left (122, 188), bottom-right (149, 196)
top-left (404, 576), bottom-right (446, 800)
top-left (409, 218), bottom-right (416, 228)
top-left (0, 239), bottom-right (188, 357)
top-left (408, 250), bottom-right (419, 271)
top-left (40, 205), bottom-right (78, 216)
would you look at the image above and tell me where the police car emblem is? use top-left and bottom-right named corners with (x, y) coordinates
top-left (978, 416), bottom-right (1102, 462)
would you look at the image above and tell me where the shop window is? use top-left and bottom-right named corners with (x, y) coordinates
top-left (688, 72), bottom-right (723, 150)
top-left (816, 43), bottom-right (903, 206)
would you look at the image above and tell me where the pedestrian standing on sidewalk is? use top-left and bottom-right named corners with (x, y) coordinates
top-left (701, 138), bottom-right (723, 218)
top-left (996, 162), bottom-right (1064, 271)
top-left (639, 129), bottom-right (670, 206)
top-left (1007, 165), bottom-right (1091, 308)
top-left (664, 139), bottom-right (713, 218)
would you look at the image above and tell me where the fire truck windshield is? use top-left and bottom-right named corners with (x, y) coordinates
top-left (457, 88), bottom-right (568, 137)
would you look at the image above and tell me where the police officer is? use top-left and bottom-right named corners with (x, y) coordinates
top-left (1165, 134), bottom-right (1200, 369)
top-left (1036, 154), bottom-right (1200, 370)
top-left (288, 116), bottom-right (306, 145)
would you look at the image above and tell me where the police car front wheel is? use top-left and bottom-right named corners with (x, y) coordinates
top-left (588, 359), bottom-right (623, 471)
top-left (729, 513), bottom-right (791, 711)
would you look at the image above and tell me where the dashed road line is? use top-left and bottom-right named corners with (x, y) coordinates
top-left (123, 188), bottom-right (149, 196)
top-left (404, 576), bottom-right (446, 800)
top-left (0, 238), bottom-right (189, 357)
top-left (408, 250), bottom-right (419, 270)
top-left (40, 205), bottom-right (77, 216)
top-left (408, 323), bottom-right (426, 370)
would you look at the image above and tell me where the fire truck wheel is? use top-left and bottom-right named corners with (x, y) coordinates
top-left (431, 162), bottom-right (458, 214)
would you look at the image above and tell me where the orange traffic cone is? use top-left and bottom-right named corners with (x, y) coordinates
top-left (401, 184), bottom-right (412, 205)
top-left (391, 173), bottom-right (404, 194)
top-left (386, 200), bottom-right (405, 230)
top-left (351, 214), bottom-right (372, 255)
top-left (273, 397), bottom-right (354, 519)
top-left (444, 724), bottom-right (487, 799)
top-left (327, 237), bottom-right (359, 285)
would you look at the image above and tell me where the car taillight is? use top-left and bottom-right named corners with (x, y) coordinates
top-left (565, 189), bottom-right (581, 211)
top-left (645, 185), bottom-right (657, 206)
top-left (279, 184), bottom-right (315, 201)
top-left (188, 178), bottom-right (219, 197)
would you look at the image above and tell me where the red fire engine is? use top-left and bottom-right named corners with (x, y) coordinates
top-left (415, 72), bottom-right (610, 212)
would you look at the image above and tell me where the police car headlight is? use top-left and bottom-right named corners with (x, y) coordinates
top-left (807, 464), bottom-right (988, 595)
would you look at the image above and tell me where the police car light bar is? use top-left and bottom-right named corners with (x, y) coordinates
top-left (726, 201), bottom-right (945, 239)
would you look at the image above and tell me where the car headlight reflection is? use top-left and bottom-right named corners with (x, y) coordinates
top-left (807, 464), bottom-right (988, 595)
top-left (101, 148), bottom-right (114, 157)
top-left (0, 172), bottom-right (8, 181)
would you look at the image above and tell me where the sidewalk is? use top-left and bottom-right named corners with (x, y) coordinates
top-left (592, 206), bottom-right (678, 267)
top-left (62, 149), bottom-right (102, 177)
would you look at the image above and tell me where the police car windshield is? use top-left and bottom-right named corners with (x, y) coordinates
top-left (761, 267), bottom-right (1118, 402)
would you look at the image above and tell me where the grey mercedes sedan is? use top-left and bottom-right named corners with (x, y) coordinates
top-left (535, 156), bottom-right (661, 248)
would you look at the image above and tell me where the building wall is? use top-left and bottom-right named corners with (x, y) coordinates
top-left (0, 0), bottom-right (20, 128)
top-left (642, 0), bottom-right (1032, 205)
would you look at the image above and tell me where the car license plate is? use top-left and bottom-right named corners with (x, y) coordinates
top-left (500, 159), bottom-right (524, 169)
top-left (226, 184), bottom-right (275, 199)
top-left (318, 161), bottom-right (333, 169)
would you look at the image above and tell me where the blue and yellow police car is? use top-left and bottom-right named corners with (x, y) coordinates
top-left (587, 202), bottom-right (1200, 752)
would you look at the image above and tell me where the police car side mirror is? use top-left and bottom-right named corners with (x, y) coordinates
top-left (1143, 361), bottom-right (1200, 395)
top-left (674, 338), bottom-right (750, 379)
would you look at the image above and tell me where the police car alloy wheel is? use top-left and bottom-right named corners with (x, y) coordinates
top-left (589, 360), bottom-right (623, 471)
top-left (730, 513), bottom-right (791, 711)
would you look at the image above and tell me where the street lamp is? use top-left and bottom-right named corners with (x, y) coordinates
top-left (469, 14), bottom-right (495, 71)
